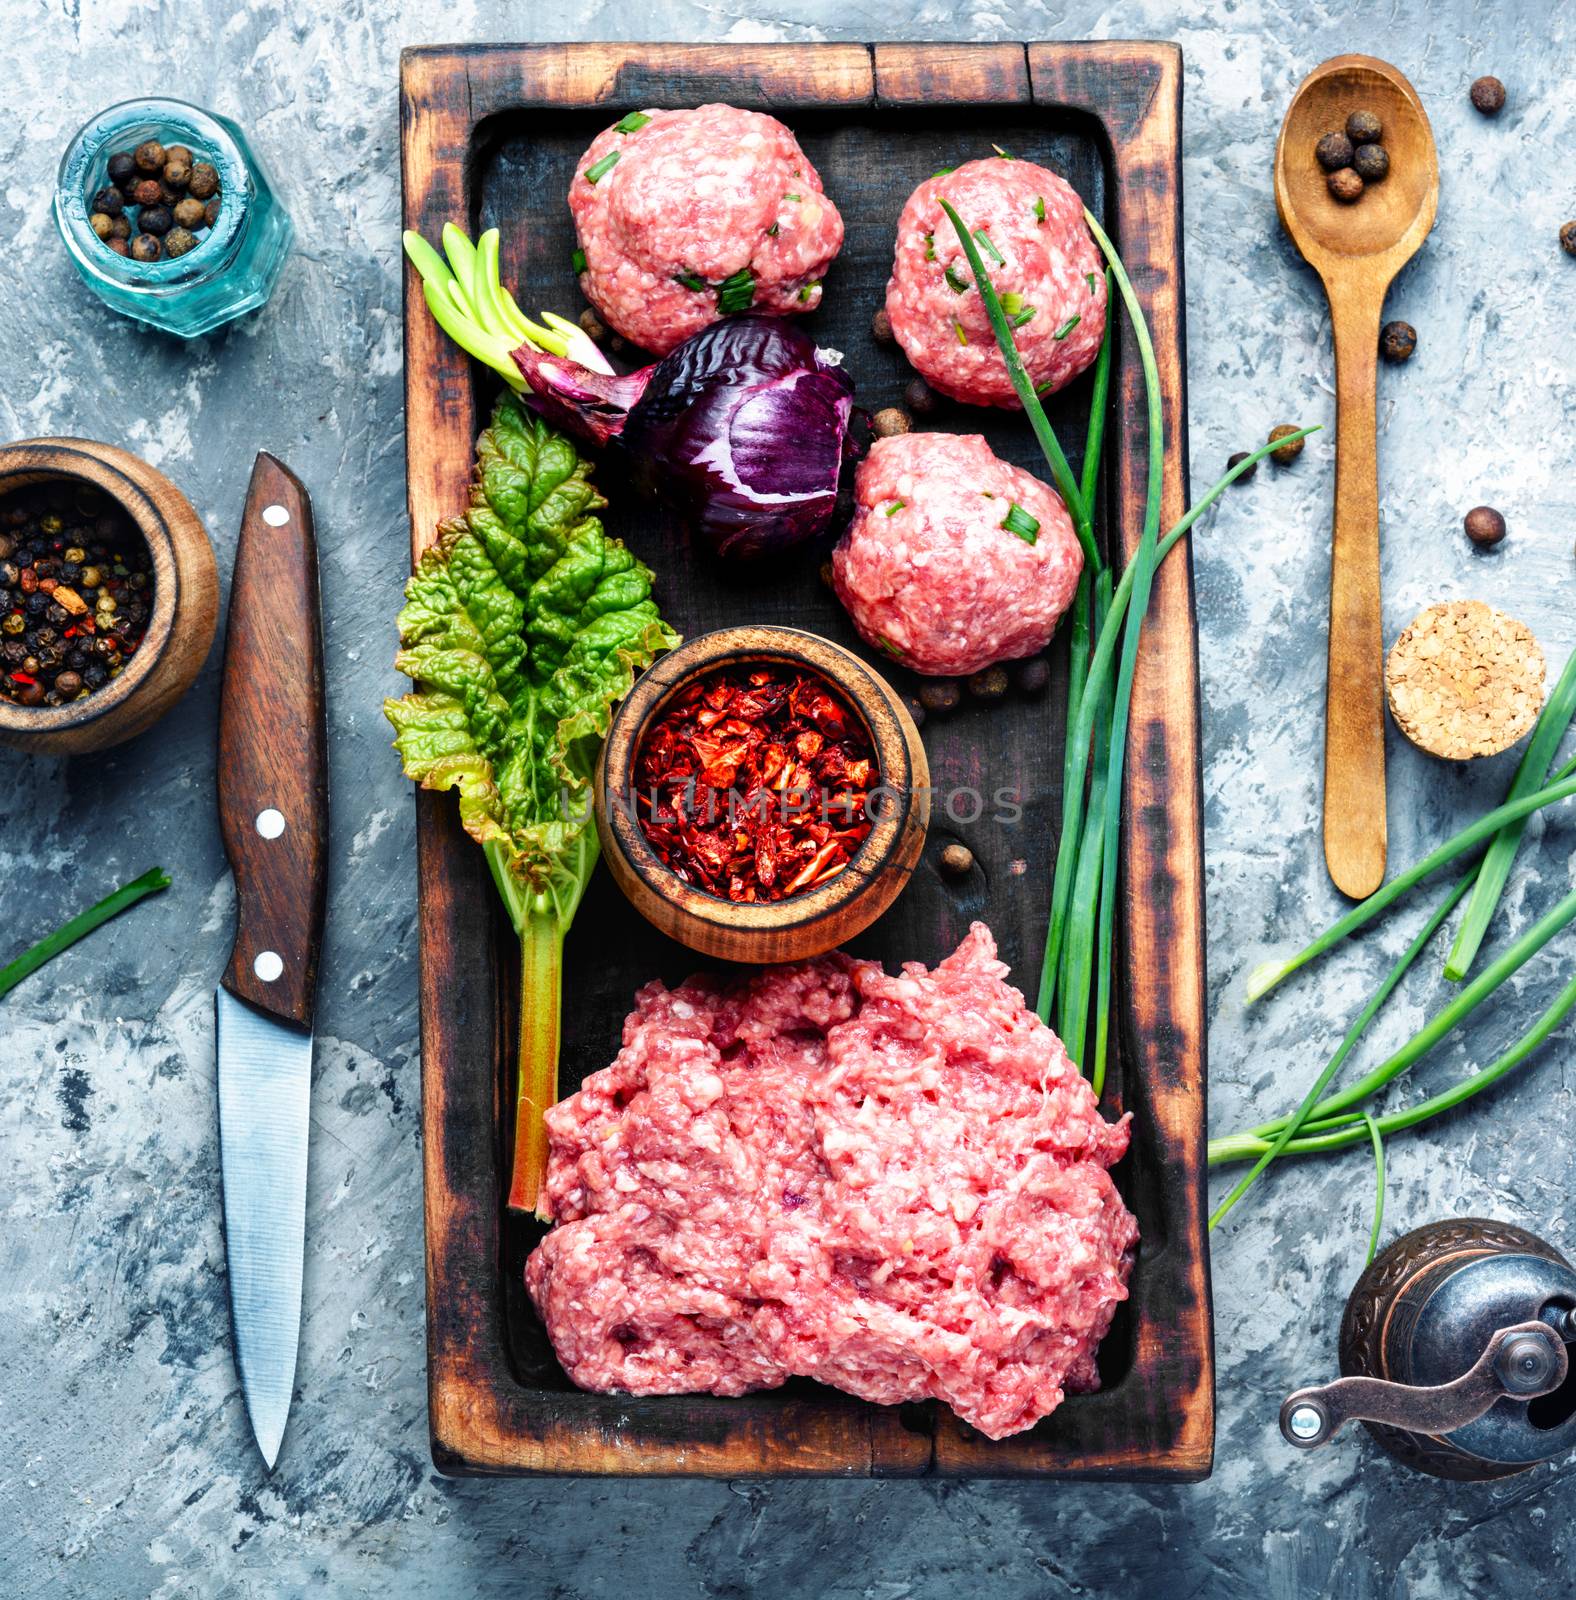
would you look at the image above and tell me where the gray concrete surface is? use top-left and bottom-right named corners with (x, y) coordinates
top-left (3, 1), bottom-right (1574, 1596)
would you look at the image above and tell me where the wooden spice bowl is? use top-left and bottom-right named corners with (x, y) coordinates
top-left (0, 438), bottom-right (218, 755)
top-left (596, 625), bottom-right (930, 963)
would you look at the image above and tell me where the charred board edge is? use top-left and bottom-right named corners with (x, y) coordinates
top-left (401, 39), bottom-right (1211, 1480)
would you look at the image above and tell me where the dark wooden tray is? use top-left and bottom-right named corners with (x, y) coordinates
top-left (400, 40), bottom-right (1212, 1479)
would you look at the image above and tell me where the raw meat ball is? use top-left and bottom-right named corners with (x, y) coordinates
top-left (831, 432), bottom-right (1083, 677)
top-left (885, 155), bottom-right (1107, 407)
top-left (569, 104), bottom-right (844, 356)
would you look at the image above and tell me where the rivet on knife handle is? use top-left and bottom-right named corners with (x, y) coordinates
top-left (217, 452), bottom-right (328, 1028)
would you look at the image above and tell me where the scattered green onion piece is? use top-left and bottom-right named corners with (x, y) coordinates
top-left (1211, 961), bottom-right (1576, 1168)
top-left (993, 144), bottom-right (1016, 159)
top-left (584, 151), bottom-right (620, 184)
top-left (0, 867), bottom-right (171, 1002)
top-left (1209, 869), bottom-right (1475, 1229)
top-left (883, 499), bottom-right (904, 516)
top-left (876, 636), bottom-right (905, 661)
top-left (1362, 1116), bottom-right (1386, 1265)
top-left (1000, 292), bottom-right (1025, 316)
top-left (675, 272), bottom-right (706, 292)
top-left (932, 167), bottom-right (955, 177)
top-left (1086, 271), bottom-right (1098, 293)
top-left (1034, 377), bottom-right (1054, 396)
top-left (571, 247), bottom-right (586, 274)
top-left (944, 264), bottom-right (970, 294)
top-left (924, 233), bottom-right (936, 261)
top-left (798, 280), bottom-right (820, 303)
top-left (784, 192), bottom-right (802, 202)
top-left (1033, 196), bottom-right (1046, 221)
top-left (953, 320), bottom-right (967, 345)
top-left (614, 111), bottom-right (651, 134)
top-left (1001, 503), bottom-right (1040, 542)
top-left (1245, 769), bottom-right (1576, 1004)
top-left (1446, 647), bottom-right (1576, 981)
top-left (974, 229), bottom-right (1005, 266)
top-left (1011, 306), bottom-right (1036, 328)
top-left (1053, 315), bottom-right (1082, 341)
top-left (717, 267), bottom-right (755, 314)
top-left (766, 222), bottom-right (779, 237)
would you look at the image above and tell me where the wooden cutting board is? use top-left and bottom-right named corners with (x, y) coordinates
top-left (401, 39), bottom-right (1213, 1479)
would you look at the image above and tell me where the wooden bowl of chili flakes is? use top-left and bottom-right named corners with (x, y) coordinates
top-left (597, 625), bottom-right (930, 963)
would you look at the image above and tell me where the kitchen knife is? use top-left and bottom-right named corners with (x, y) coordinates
top-left (215, 452), bottom-right (327, 1470)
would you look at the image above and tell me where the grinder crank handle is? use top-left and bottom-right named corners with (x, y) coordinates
top-left (1279, 1320), bottom-right (1568, 1450)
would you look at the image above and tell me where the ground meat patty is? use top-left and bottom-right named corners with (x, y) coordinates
top-left (831, 432), bottom-right (1083, 676)
top-left (885, 155), bottom-right (1107, 406)
top-left (527, 925), bottom-right (1137, 1440)
top-left (569, 104), bottom-right (843, 356)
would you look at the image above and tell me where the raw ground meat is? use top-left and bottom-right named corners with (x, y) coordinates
top-left (830, 432), bottom-right (1084, 676)
top-left (885, 156), bottom-right (1107, 406)
top-left (569, 104), bottom-right (844, 355)
top-left (526, 925), bottom-right (1137, 1440)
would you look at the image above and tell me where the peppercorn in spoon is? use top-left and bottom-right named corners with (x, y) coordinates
top-left (1275, 54), bottom-right (1438, 900)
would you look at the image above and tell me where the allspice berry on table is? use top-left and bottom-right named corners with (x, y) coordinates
top-left (1345, 109), bottom-right (1383, 144)
top-left (871, 306), bottom-right (894, 342)
top-left (1380, 320), bottom-right (1417, 362)
top-left (1226, 449), bottom-right (1257, 481)
top-left (939, 843), bottom-right (975, 877)
top-left (902, 694), bottom-right (926, 730)
top-left (917, 679), bottom-right (961, 714)
top-left (1352, 143), bottom-right (1389, 182)
top-left (967, 665), bottom-right (1010, 702)
top-left (1464, 505), bottom-right (1507, 547)
top-left (1268, 425), bottom-right (1305, 466)
top-left (904, 375), bottom-right (938, 416)
top-left (871, 407), bottom-right (911, 438)
top-left (1470, 76), bottom-right (1506, 115)
top-left (577, 306), bottom-right (606, 342)
top-left (1560, 221), bottom-right (1576, 257)
top-left (1315, 131), bottom-right (1354, 171)
top-left (1327, 167), bottom-right (1364, 203)
top-left (1014, 656), bottom-right (1051, 695)
top-left (133, 139), bottom-right (167, 173)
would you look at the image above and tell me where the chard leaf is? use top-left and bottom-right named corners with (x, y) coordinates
top-left (386, 396), bottom-right (678, 926)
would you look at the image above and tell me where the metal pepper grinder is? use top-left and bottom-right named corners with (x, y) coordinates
top-left (1281, 1219), bottom-right (1576, 1479)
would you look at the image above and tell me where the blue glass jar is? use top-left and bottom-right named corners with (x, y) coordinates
top-left (55, 98), bottom-right (292, 337)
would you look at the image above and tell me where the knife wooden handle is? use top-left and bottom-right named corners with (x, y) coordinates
top-left (218, 453), bottom-right (328, 1028)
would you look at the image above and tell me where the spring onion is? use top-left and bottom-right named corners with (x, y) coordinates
top-left (884, 499), bottom-right (905, 516)
top-left (584, 151), bottom-right (620, 184)
top-left (675, 271), bottom-right (706, 291)
top-left (614, 111), bottom-right (650, 133)
top-left (924, 233), bottom-right (936, 261)
top-left (1446, 647), bottom-right (1576, 980)
top-left (1001, 503), bottom-right (1040, 543)
top-left (1053, 315), bottom-right (1082, 341)
top-left (571, 247), bottom-right (586, 274)
top-left (944, 264), bottom-right (970, 294)
top-left (974, 229), bottom-right (1005, 266)
top-left (717, 267), bottom-right (755, 314)
top-left (1362, 1116), bottom-right (1386, 1265)
top-left (799, 280), bottom-right (819, 302)
top-left (1034, 196), bottom-right (1046, 222)
top-left (0, 868), bottom-right (171, 1001)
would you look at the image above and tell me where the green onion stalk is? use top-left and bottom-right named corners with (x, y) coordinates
top-left (0, 867), bottom-right (171, 1000)
top-left (941, 200), bottom-right (1317, 1090)
top-left (402, 224), bottom-right (612, 388)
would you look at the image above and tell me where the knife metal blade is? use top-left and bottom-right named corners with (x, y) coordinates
top-left (216, 987), bottom-right (312, 1467)
top-left (215, 453), bottom-right (327, 1470)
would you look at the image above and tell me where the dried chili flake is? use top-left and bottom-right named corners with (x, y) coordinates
top-left (634, 663), bottom-right (880, 902)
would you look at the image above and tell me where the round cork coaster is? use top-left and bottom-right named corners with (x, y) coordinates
top-left (1385, 600), bottom-right (1546, 760)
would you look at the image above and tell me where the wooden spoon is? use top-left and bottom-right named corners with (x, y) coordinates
top-left (1275, 55), bottom-right (1438, 900)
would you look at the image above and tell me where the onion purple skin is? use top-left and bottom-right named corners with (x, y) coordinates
top-left (512, 315), bottom-right (863, 561)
